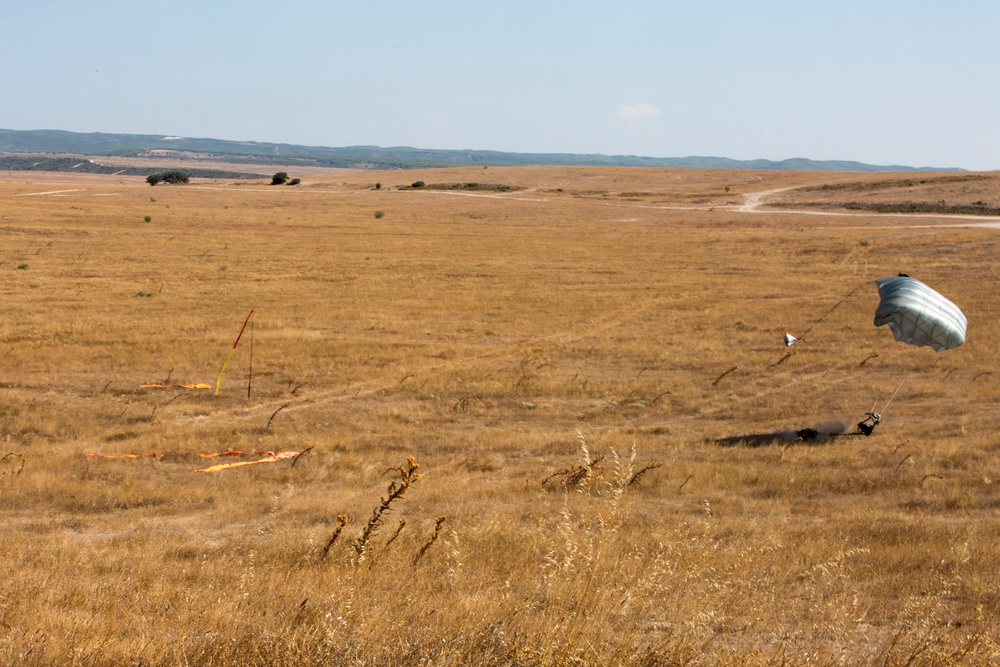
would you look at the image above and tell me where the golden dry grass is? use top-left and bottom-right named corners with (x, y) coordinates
top-left (1, 166), bottom-right (1000, 665)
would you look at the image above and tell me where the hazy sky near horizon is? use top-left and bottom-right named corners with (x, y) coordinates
top-left (3, 2), bottom-right (998, 170)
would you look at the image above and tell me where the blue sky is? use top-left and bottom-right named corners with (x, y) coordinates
top-left (3, 1), bottom-right (998, 170)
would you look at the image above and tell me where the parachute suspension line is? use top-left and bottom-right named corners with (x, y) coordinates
top-left (868, 374), bottom-right (908, 418)
top-left (785, 281), bottom-right (868, 347)
top-left (797, 281), bottom-right (868, 341)
top-left (859, 375), bottom-right (907, 436)
top-left (878, 375), bottom-right (908, 416)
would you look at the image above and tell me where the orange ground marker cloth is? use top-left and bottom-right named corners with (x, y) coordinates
top-left (83, 450), bottom-right (300, 472)
top-left (84, 450), bottom-right (249, 460)
top-left (195, 451), bottom-right (298, 473)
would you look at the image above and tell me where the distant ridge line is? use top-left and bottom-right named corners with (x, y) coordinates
top-left (0, 128), bottom-right (960, 173)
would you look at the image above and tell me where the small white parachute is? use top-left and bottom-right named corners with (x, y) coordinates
top-left (873, 276), bottom-right (967, 352)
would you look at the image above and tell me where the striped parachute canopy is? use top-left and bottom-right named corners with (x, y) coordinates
top-left (873, 276), bottom-right (967, 352)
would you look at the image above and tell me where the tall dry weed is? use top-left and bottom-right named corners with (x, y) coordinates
top-left (540, 434), bottom-right (643, 664)
top-left (352, 455), bottom-right (420, 564)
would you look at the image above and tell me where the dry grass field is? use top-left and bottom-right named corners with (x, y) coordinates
top-left (1, 165), bottom-right (999, 665)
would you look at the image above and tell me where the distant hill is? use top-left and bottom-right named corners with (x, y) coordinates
top-left (0, 154), bottom-right (262, 180)
top-left (0, 128), bottom-right (960, 173)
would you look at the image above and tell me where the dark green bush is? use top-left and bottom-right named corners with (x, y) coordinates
top-left (147, 170), bottom-right (189, 185)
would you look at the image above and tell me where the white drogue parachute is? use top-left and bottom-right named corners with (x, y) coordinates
top-left (873, 276), bottom-right (967, 352)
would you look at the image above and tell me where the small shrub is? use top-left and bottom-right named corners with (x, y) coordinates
top-left (144, 215), bottom-right (152, 223)
top-left (287, 178), bottom-right (301, 186)
top-left (375, 182), bottom-right (382, 190)
top-left (374, 210), bottom-right (385, 219)
top-left (135, 290), bottom-right (155, 298)
top-left (16, 263), bottom-right (28, 270)
top-left (411, 181), bottom-right (425, 188)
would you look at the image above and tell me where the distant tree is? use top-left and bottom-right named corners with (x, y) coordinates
top-left (411, 181), bottom-right (425, 188)
top-left (147, 170), bottom-right (188, 185)
top-left (375, 182), bottom-right (382, 190)
top-left (287, 177), bottom-right (301, 186)
top-left (162, 170), bottom-right (189, 184)
top-left (271, 172), bottom-right (289, 185)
